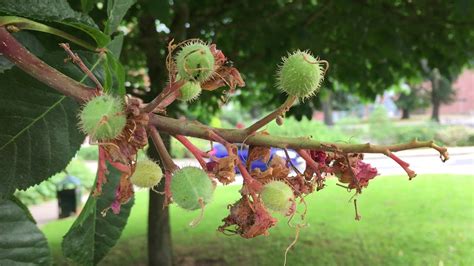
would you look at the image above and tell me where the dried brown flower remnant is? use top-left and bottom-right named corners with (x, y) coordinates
top-left (104, 98), bottom-right (149, 164)
top-left (246, 145), bottom-right (271, 169)
top-left (219, 197), bottom-right (277, 238)
top-left (201, 44), bottom-right (245, 92)
top-left (209, 154), bottom-right (238, 185)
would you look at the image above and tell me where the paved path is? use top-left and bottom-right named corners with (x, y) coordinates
top-left (30, 146), bottom-right (473, 225)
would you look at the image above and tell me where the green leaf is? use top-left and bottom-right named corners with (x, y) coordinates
top-left (105, 0), bottom-right (136, 35)
top-left (0, 0), bottom-right (97, 28)
top-left (62, 165), bottom-right (134, 265)
top-left (107, 33), bottom-right (124, 58)
top-left (82, 0), bottom-right (99, 13)
top-left (0, 1), bottom-right (111, 48)
top-left (0, 66), bottom-right (85, 197)
top-left (62, 22), bottom-right (111, 48)
top-left (0, 49), bottom-right (113, 197)
top-left (0, 197), bottom-right (51, 265)
top-left (105, 34), bottom-right (126, 95)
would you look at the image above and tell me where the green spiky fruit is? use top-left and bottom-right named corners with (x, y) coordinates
top-left (178, 81), bottom-right (202, 102)
top-left (261, 181), bottom-right (294, 213)
top-left (176, 42), bottom-right (215, 82)
top-left (79, 95), bottom-right (127, 140)
top-left (130, 158), bottom-right (163, 188)
top-left (171, 166), bottom-right (214, 210)
top-left (277, 50), bottom-right (324, 99)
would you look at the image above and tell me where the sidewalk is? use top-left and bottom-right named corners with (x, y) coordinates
top-left (31, 146), bottom-right (473, 226)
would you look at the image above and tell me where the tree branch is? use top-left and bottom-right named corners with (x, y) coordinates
top-left (149, 126), bottom-right (178, 172)
top-left (0, 27), bottom-right (96, 102)
top-left (149, 114), bottom-right (449, 161)
top-left (245, 96), bottom-right (297, 134)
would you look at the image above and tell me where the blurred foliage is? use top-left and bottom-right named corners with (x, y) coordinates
top-left (368, 105), bottom-right (396, 144)
top-left (394, 83), bottom-right (430, 118)
top-left (110, 0), bottom-right (474, 121)
top-left (260, 116), bottom-right (359, 143)
top-left (436, 126), bottom-right (474, 146)
top-left (76, 145), bottom-right (99, 160)
top-left (14, 159), bottom-right (95, 205)
top-left (170, 137), bottom-right (211, 159)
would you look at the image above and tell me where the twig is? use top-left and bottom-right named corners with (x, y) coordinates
top-left (245, 96), bottom-right (297, 134)
top-left (149, 127), bottom-right (178, 172)
top-left (142, 80), bottom-right (185, 113)
top-left (283, 148), bottom-right (301, 175)
top-left (353, 199), bottom-right (361, 221)
top-left (59, 43), bottom-right (105, 91)
top-left (149, 126), bottom-right (178, 206)
top-left (343, 153), bottom-right (362, 192)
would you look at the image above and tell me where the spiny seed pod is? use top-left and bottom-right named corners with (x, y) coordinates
top-left (79, 95), bottom-right (127, 140)
top-left (277, 50), bottom-right (324, 99)
top-left (171, 166), bottom-right (214, 210)
top-left (178, 81), bottom-right (202, 102)
top-left (261, 181), bottom-right (295, 214)
top-left (130, 158), bottom-right (163, 188)
top-left (176, 42), bottom-right (215, 82)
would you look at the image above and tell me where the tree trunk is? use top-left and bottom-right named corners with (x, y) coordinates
top-left (138, 3), bottom-right (189, 265)
top-left (401, 108), bottom-right (410, 119)
top-left (431, 101), bottom-right (440, 122)
top-left (430, 71), bottom-right (441, 122)
top-left (322, 91), bottom-right (334, 126)
top-left (147, 135), bottom-right (172, 266)
top-left (137, 15), bottom-right (173, 266)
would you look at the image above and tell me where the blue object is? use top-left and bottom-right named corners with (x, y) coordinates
top-left (210, 143), bottom-right (302, 173)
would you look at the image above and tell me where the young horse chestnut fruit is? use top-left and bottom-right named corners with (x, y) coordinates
top-left (130, 158), bottom-right (163, 188)
top-left (171, 166), bottom-right (214, 210)
top-left (175, 42), bottom-right (215, 82)
top-left (178, 81), bottom-right (202, 102)
top-left (261, 180), bottom-right (295, 214)
top-left (277, 50), bottom-right (324, 99)
top-left (79, 95), bottom-right (126, 141)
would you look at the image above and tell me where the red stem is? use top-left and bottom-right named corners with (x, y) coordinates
top-left (296, 149), bottom-right (319, 173)
top-left (387, 152), bottom-right (417, 179)
top-left (207, 130), bottom-right (261, 198)
top-left (142, 80), bottom-right (184, 113)
top-left (173, 135), bottom-right (208, 169)
top-left (0, 27), bottom-right (96, 102)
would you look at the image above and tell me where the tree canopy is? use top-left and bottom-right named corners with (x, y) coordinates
top-left (120, 0), bottom-right (474, 119)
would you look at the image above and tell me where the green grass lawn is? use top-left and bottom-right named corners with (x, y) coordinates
top-left (42, 174), bottom-right (474, 265)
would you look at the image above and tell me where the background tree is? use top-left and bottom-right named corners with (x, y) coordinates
top-left (394, 83), bottom-right (430, 119)
top-left (420, 59), bottom-right (458, 122)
